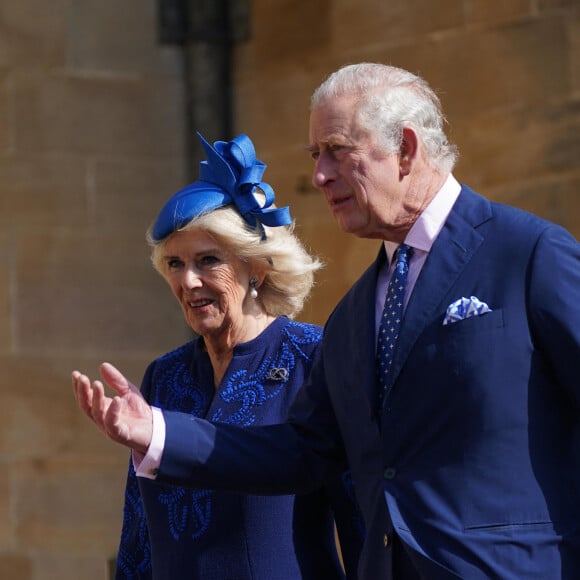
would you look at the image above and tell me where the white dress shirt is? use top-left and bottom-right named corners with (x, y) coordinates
top-left (375, 174), bottom-right (461, 340)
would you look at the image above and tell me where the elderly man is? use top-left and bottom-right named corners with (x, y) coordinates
top-left (74, 63), bottom-right (580, 579)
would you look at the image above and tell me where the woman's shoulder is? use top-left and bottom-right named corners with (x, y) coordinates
top-left (280, 318), bottom-right (323, 341)
top-left (270, 318), bottom-right (323, 365)
top-left (142, 339), bottom-right (201, 386)
top-left (153, 338), bottom-right (198, 367)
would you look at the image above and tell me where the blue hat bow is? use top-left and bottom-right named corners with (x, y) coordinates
top-left (151, 132), bottom-right (292, 242)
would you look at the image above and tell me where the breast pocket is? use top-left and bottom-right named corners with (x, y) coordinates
top-left (441, 309), bottom-right (505, 370)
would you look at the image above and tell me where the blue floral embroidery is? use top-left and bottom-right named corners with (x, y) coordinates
top-left (116, 464), bottom-right (152, 577)
top-left (158, 487), bottom-right (213, 541)
top-left (118, 321), bottom-right (322, 574)
top-left (150, 347), bottom-right (211, 414)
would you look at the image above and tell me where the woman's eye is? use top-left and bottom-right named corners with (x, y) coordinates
top-left (167, 258), bottom-right (183, 269)
top-left (199, 255), bottom-right (219, 267)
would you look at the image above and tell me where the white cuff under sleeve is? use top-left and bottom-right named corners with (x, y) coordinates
top-left (133, 406), bottom-right (166, 480)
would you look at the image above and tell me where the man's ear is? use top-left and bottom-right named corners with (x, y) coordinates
top-left (399, 127), bottom-right (418, 176)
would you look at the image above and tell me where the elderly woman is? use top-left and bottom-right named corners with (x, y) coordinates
top-left (73, 133), bottom-right (363, 579)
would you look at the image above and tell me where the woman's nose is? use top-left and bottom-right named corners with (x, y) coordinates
top-left (182, 267), bottom-right (202, 290)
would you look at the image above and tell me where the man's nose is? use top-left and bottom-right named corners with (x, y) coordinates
top-left (312, 152), bottom-right (336, 189)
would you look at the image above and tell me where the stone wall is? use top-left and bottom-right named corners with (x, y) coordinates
top-left (234, 0), bottom-right (580, 324)
top-left (0, 1), bottom-right (190, 578)
top-left (0, 0), bottom-right (578, 578)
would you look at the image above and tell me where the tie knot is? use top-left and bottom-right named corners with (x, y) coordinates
top-left (395, 244), bottom-right (413, 273)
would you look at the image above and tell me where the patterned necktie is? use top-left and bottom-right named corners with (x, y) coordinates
top-left (376, 244), bottom-right (414, 407)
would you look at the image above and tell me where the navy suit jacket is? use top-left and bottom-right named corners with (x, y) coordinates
top-left (157, 186), bottom-right (580, 579)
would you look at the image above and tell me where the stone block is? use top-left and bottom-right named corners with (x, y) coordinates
top-left (13, 458), bottom-right (125, 553)
top-left (0, 74), bottom-right (11, 153)
top-left (570, 12), bottom-right (580, 92)
top-left (0, 555), bottom-right (31, 580)
top-left (14, 229), bottom-right (190, 356)
top-left (299, 221), bottom-right (380, 325)
top-left (0, 0), bottom-right (67, 68)
top-left (0, 476), bottom-right (12, 549)
top-left (235, 64), bottom-right (322, 150)
top-left (32, 554), bottom-right (112, 580)
top-left (92, 157), bottom-right (186, 235)
top-left (0, 154), bottom-right (89, 228)
top-left (332, 0), bottom-right (463, 51)
top-left (250, 0), bottom-right (332, 64)
top-left (489, 175), bottom-right (580, 238)
top-left (67, 0), bottom-right (182, 78)
top-left (357, 15), bottom-right (569, 119)
top-left (0, 230), bottom-right (13, 352)
top-left (451, 96), bottom-right (580, 189)
top-left (12, 72), bottom-right (185, 158)
top-left (465, 0), bottom-right (531, 26)
top-left (258, 145), bottom-right (327, 228)
top-left (539, 0), bottom-right (579, 9)
top-left (0, 353), bottom-right (135, 460)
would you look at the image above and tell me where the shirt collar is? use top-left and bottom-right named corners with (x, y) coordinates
top-left (383, 173), bottom-right (461, 261)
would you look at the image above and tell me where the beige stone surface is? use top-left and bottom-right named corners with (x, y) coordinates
top-left (0, 230), bottom-right (13, 352)
top-left (0, 154), bottom-right (89, 228)
top-left (0, 556), bottom-right (31, 580)
top-left (13, 458), bottom-right (125, 552)
top-left (0, 0), bottom-right (67, 68)
top-left (0, 476), bottom-right (13, 549)
top-left (332, 0), bottom-right (464, 49)
top-left (0, 0), bottom-right (578, 577)
top-left (0, 73), bottom-right (12, 153)
top-left (452, 95), bottom-right (580, 189)
top-left (14, 229), bottom-right (189, 355)
top-left (11, 73), bottom-right (184, 158)
top-left (465, 0), bottom-right (532, 25)
top-left (92, 156), bottom-right (186, 234)
top-left (67, 0), bottom-right (181, 78)
top-left (32, 554), bottom-right (112, 580)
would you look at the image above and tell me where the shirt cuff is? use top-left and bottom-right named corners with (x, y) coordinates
top-left (133, 406), bottom-right (166, 480)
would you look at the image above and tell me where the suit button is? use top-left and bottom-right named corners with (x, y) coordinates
top-left (383, 467), bottom-right (396, 479)
top-left (383, 533), bottom-right (389, 547)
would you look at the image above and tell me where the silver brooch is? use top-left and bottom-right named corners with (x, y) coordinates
top-left (267, 367), bottom-right (288, 381)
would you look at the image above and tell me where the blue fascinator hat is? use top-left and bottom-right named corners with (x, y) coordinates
top-left (150, 132), bottom-right (293, 242)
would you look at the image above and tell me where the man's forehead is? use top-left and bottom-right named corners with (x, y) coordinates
top-left (309, 111), bottom-right (357, 145)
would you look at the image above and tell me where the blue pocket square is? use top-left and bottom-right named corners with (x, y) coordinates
top-left (443, 296), bottom-right (492, 325)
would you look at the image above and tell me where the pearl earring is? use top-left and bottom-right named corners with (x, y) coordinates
top-left (249, 277), bottom-right (258, 299)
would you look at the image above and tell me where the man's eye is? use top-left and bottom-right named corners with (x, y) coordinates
top-left (310, 151), bottom-right (320, 161)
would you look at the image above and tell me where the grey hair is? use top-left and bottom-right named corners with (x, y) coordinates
top-left (147, 204), bottom-right (322, 319)
top-left (311, 63), bottom-right (458, 173)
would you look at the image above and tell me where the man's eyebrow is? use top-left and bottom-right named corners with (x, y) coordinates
top-left (305, 140), bottom-right (330, 153)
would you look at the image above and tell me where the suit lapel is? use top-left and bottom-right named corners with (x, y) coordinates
top-left (386, 187), bottom-right (492, 391)
top-left (349, 246), bottom-right (386, 409)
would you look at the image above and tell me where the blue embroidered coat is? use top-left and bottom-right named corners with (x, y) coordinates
top-left (115, 317), bottom-right (364, 579)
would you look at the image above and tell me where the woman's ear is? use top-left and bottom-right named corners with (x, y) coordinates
top-left (399, 127), bottom-right (418, 176)
top-left (249, 263), bottom-right (269, 288)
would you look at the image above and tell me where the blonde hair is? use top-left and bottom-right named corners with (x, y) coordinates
top-left (148, 205), bottom-right (322, 319)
